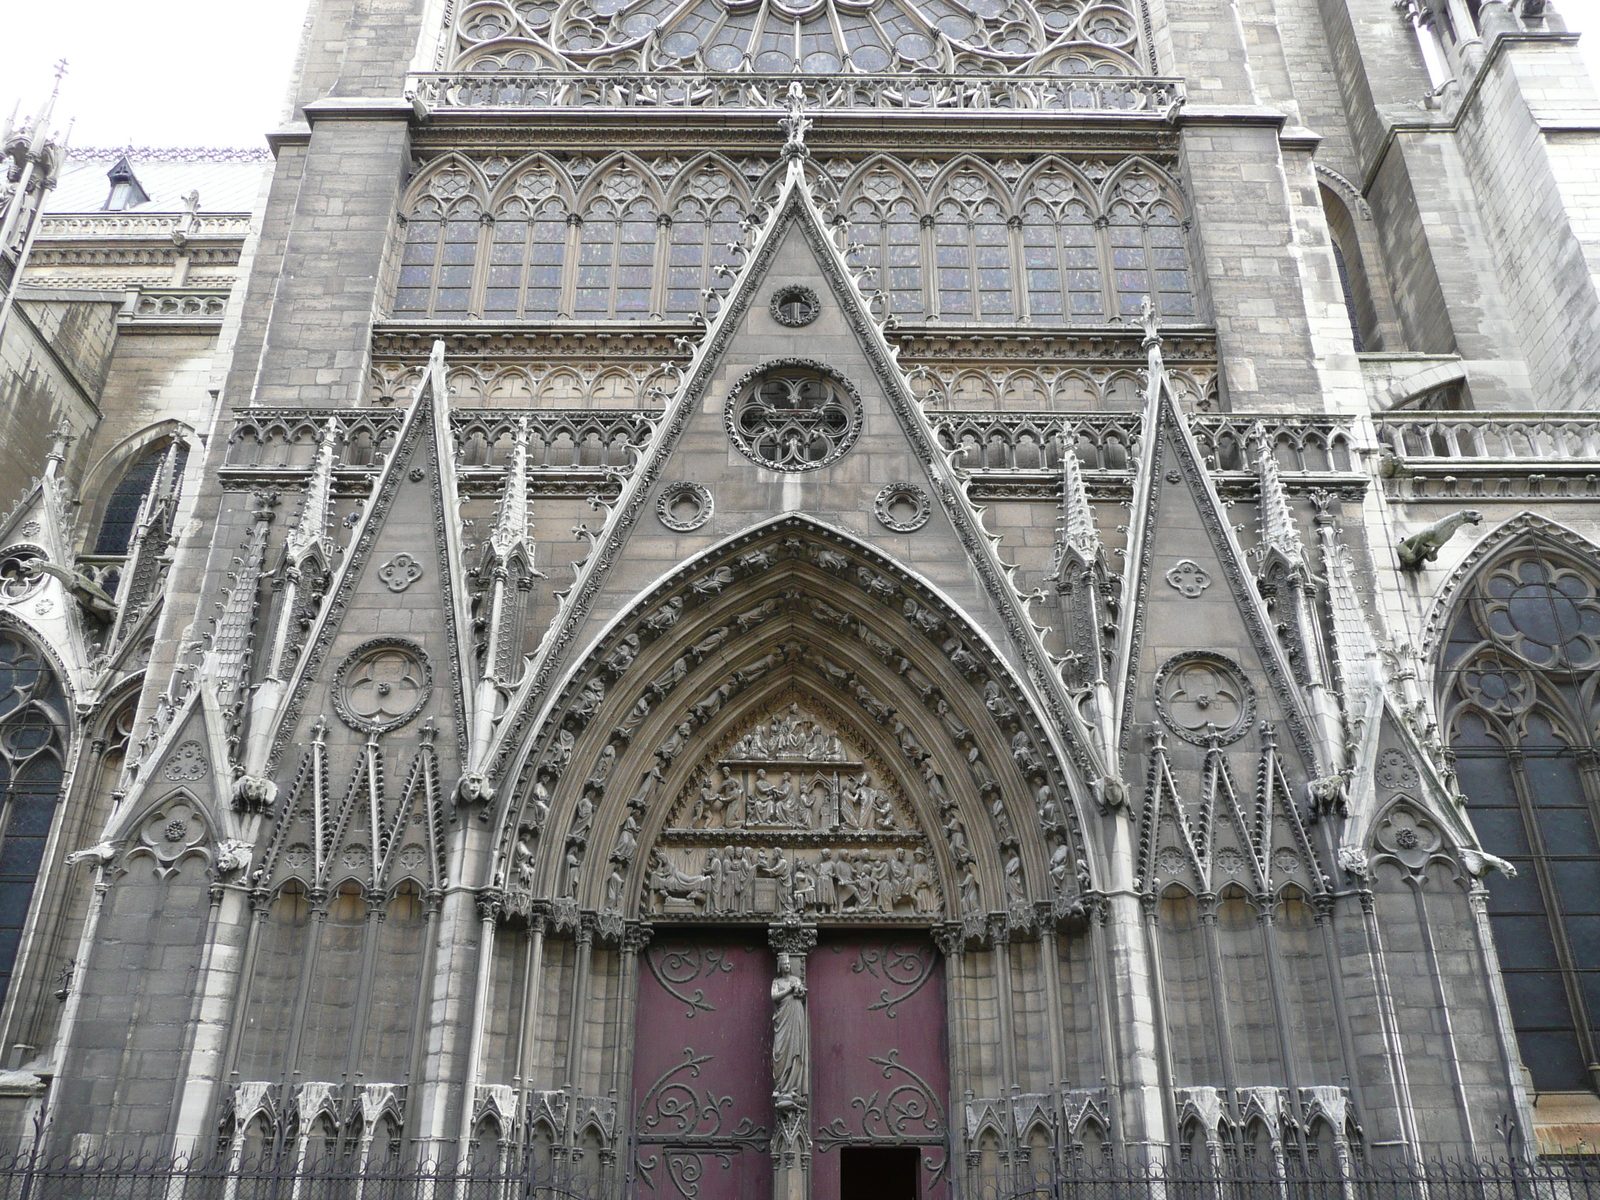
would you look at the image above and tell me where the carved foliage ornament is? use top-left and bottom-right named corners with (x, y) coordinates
top-left (657, 481), bottom-right (714, 532)
top-left (1153, 651), bottom-right (1256, 746)
top-left (725, 360), bottom-right (862, 473)
top-left (874, 483), bottom-right (931, 534)
top-left (332, 639), bottom-right (433, 734)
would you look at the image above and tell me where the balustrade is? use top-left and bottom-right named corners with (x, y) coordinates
top-left (406, 71), bottom-right (1184, 117)
top-left (932, 413), bottom-right (1357, 474)
top-left (1378, 414), bottom-right (1600, 462)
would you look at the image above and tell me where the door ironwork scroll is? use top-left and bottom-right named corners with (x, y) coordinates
top-left (810, 937), bottom-right (951, 1198)
top-left (633, 938), bottom-right (773, 1200)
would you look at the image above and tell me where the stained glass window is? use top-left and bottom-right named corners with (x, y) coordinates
top-left (1445, 549), bottom-right (1600, 1092)
top-left (94, 441), bottom-right (187, 557)
top-left (0, 634), bottom-right (68, 1008)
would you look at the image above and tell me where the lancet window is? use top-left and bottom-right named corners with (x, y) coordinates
top-left (1443, 546), bottom-right (1600, 1092)
top-left (93, 440), bottom-right (187, 557)
top-left (0, 634), bottom-right (68, 1006)
top-left (387, 154), bottom-right (1197, 326)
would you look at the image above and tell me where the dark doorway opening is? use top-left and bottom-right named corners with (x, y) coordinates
top-left (839, 1146), bottom-right (920, 1200)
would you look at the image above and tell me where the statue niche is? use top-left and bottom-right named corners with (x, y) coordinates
top-left (644, 699), bottom-right (944, 922)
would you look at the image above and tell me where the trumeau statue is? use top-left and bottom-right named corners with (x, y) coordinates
top-left (771, 953), bottom-right (808, 1103)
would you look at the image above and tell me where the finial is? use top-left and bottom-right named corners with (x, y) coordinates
top-left (780, 81), bottom-right (812, 161)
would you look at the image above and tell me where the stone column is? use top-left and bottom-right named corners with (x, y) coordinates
top-left (768, 922), bottom-right (817, 1200)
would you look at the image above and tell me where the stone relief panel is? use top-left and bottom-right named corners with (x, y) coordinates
top-left (645, 700), bottom-right (944, 921)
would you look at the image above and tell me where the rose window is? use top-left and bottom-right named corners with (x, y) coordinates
top-left (725, 360), bottom-right (861, 472)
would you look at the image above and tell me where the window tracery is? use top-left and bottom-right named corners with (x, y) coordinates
top-left (388, 153), bottom-right (1197, 327)
top-left (0, 633), bottom-right (66, 1007)
top-left (1444, 546), bottom-right (1600, 1092)
top-left (450, 0), bottom-right (1149, 75)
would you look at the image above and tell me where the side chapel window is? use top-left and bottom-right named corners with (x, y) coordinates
top-left (93, 440), bottom-right (189, 557)
top-left (0, 634), bottom-right (68, 1006)
top-left (1445, 547), bottom-right (1600, 1092)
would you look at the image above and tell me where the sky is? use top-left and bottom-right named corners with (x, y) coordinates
top-left (3, 0), bottom-right (1599, 149)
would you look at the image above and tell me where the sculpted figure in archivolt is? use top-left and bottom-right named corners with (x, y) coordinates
top-left (771, 954), bottom-right (809, 1102)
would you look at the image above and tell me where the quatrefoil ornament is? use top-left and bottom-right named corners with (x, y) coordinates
top-left (378, 553), bottom-right (424, 593)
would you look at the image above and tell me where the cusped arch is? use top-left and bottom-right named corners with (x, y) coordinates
top-left (838, 156), bottom-right (929, 215)
top-left (401, 152), bottom-right (491, 213)
top-left (1100, 155), bottom-right (1187, 217)
top-left (486, 151), bottom-right (578, 211)
top-left (573, 153), bottom-right (667, 211)
top-left (664, 152), bottom-right (755, 212)
top-left (927, 156), bottom-right (1017, 218)
top-left (492, 517), bottom-right (1091, 937)
top-left (1015, 156), bottom-right (1098, 209)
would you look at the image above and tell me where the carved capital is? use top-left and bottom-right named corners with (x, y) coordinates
top-left (768, 921), bottom-right (818, 957)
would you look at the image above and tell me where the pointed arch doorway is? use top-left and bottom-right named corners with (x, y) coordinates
top-left (631, 931), bottom-right (949, 1200)
top-left (629, 698), bottom-right (952, 1200)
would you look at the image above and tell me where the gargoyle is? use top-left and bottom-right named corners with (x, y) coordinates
top-left (1460, 847), bottom-right (1518, 879)
top-left (65, 841), bottom-right (118, 868)
top-left (215, 840), bottom-right (253, 877)
top-left (1397, 510), bottom-right (1482, 569)
top-left (26, 560), bottom-right (117, 620)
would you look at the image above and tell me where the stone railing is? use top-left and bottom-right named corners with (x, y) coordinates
top-left (406, 71), bottom-right (1184, 117)
top-left (1377, 414), bottom-right (1600, 463)
top-left (126, 290), bottom-right (230, 322)
top-left (224, 408), bottom-right (660, 474)
top-left (934, 413), bottom-right (1359, 474)
top-left (38, 213), bottom-right (253, 240)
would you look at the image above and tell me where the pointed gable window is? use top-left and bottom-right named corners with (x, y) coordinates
top-left (103, 154), bottom-right (149, 212)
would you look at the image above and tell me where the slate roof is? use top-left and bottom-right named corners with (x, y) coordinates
top-left (45, 147), bottom-right (272, 215)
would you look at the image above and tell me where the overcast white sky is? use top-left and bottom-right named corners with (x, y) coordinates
top-left (4, 0), bottom-right (1599, 148)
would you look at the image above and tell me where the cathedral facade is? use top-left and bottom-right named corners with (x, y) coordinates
top-left (1, 0), bottom-right (1599, 1193)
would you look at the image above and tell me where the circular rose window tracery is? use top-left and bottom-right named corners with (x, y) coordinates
top-left (724, 359), bottom-right (862, 473)
top-left (333, 639), bottom-right (433, 734)
top-left (1153, 651), bottom-right (1256, 746)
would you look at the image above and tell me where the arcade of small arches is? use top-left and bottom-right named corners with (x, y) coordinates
top-left (390, 150), bottom-right (1197, 326)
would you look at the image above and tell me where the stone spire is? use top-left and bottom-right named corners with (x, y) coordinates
top-left (284, 418), bottom-right (339, 568)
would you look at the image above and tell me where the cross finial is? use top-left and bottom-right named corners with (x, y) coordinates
top-left (780, 81), bottom-right (812, 161)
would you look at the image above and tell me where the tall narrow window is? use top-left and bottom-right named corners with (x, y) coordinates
top-left (0, 634), bottom-right (68, 1007)
top-left (1020, 180), bottom-right (1101, 321)
top-left (1107, 167), bottom-right (1196, 322)
top-left (484, 196), bottom-right (569, 318)
top-left (1445, 548), bottom-right (1600, 1092)
top-left (665, 197), bottom-right (744, 316)
top-left (93, 441), bottom-right (188, 557)
top-left (845, 173), bottom-right (925, 320)
top-left (576, 197), bottom-right (658, 318)
top-left (393, 196), bottom-right (482, 317)
top-left (933, 193), bottom-right (1014, 322)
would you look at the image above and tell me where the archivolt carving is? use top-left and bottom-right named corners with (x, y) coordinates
top-left (493, 521), bottom-right (1087, 941)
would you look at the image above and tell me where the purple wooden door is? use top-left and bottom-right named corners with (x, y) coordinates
top-left (810, 938), bottom-right (950, 1199)
top-left (633, 939), bottom-right (774, 1200)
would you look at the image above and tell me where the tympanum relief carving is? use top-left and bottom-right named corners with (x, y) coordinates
top-left (646, 700), bottom-right (944, 921)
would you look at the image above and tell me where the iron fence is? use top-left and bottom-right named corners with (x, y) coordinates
top-left (999, 1157), bottom-right (1600, 1200)
top-left (0, 1150), bottom-right (1595, 1200)
top-left (0, 1151), bottom-right (600, 1200)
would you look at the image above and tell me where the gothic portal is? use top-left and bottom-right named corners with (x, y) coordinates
top-left (3, 0), bottom-right (1600, 1189)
